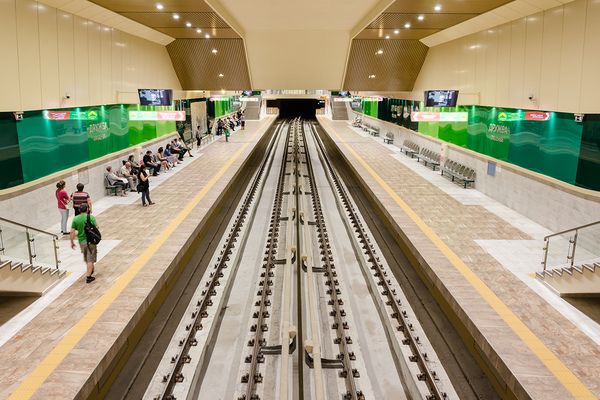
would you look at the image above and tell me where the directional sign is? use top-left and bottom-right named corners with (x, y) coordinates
top-left (525, 111), bottom-right (551, 121)
top-left (412, 112), bottom-right (468, 122)
top-left (43, 111), bottom-right (70, 120)
top-left (128, 111), bottom-right (185, 121)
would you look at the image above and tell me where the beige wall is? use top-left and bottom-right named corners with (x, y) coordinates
top-left (0, 0), bottom-right (181, 112)
top-left (412, 0), bottom-right (600, 114)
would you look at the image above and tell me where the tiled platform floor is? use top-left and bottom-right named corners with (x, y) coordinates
top-left (318, 116), bottom-right (600, 400)
top-left (0, 117), bottom-right (276, 400)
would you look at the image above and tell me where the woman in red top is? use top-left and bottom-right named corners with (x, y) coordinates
top-left (56, 180), bottom-right (70, 235)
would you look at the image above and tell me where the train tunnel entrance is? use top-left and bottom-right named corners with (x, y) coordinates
top-left (268, 99), bottom-right (320, 119)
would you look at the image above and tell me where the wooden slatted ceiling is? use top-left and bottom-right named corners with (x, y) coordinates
top-left (167, 39), bottom-right (251, 90)
top-left (343, 39), bottom-right (428, 91)
top-left (119, 12), bottom-right (231, 29)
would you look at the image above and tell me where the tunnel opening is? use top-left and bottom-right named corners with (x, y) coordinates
top-left (269, 99), bottom-right (320, 119)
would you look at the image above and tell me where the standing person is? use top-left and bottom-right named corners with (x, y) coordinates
top-left (137, 165), bottom-right (154, 207)
top-left (196, 126), bottom-right (202, 150)
top-left (217, 119), bottom-right (223, 136)
top-left (56, 180), bottom-right (70, 235)
top-left (69, 203), bottom-right (98, 283)
top-left (241, 112), bottom-right (246, 130)
top-left (71, 183), bottom-right (92, 216)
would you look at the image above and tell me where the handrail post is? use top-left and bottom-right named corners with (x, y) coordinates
top-left (53, 237), bottom-right (60, 269)
top-left (570, 231), bottom-right (579, 268)
top-left (542, 239), bottom-right (549, 272)
top-left (25, 229), bottom-right (33, 265)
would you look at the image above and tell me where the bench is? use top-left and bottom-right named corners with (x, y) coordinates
top-left (104, 174), bottom-right (123, 196)
top-left (383, 132), bottom-right (394, 145)
top-left (441, 160), bottom-right (476, 188)
top-left (415, 148), bottom-right (441, 170)
top-left (399, 140), bottom-right (420, 158)
top-left (368, 129), bottom-right (380, 137)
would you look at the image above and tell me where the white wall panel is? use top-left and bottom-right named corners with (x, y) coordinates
top-left (496, 23), bottom-right (512, 107)
top-left (57, 11), bottom-right (75, 107)
top-left (484, 28), bottom-right (498, 106)
top-left (523, 13), bottom-right (544, 110)
top-left (0, 0), bottom-right (181, 111)
top-left (74, 16), bottom-right (89, 105)
top-left (88, 21), bottom-right (102, 105)
top-left (16, 0), bottom-right (42, 110)
top-left (508, 18), bottom-right (526, 109)
top-left (539, 7), bottom-right (563, 111)
top-left (580, 0), bottom-right (600, 113)
top-left (38, 4), bottom-right (60, 109)
top-left (475, 31), bottom-right (487, 104)
top-left (0, 0), bottom-right (21, 111)
top-left (558, 0), bottom-right (587, 112)
top-left (464, 34), bottom-right (478, 95)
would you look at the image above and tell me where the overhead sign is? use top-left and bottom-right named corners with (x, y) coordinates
top-left (333, 98), bottom-right (353, 102)
top-left (210, 97), bottom-right (230, 102)
top-left (128, 111), bottom-right (185, 121)
top-left (525, 111), bottom-right (551, 121)
top-left (43, 110), bottom-right (98, 120)
top-left (363, 96), bottom-right (383, 102)
top-left (411, 112), bottom-right (468, 122)
top-left (240, 97), bottom-right (259, 102)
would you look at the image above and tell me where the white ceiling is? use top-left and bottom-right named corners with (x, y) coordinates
top-left (208, 0), bottom-right (391, 89)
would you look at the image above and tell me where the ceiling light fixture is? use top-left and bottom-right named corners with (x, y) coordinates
top-left (156, 3), bottom-right (163, 9)
top-left (394, 29), bottom-right (399, 34)
top-left (369, 74), bottom-right (375, 78)
top-left (405, 23), bottom-right (411, 28)
top-left (377, 49), bottom-right (383, 54)
top-left (418, 15), bottom-right (424, 20)
top-left (212, 49), bottom-right (217, 53)
top-left (197, 29), bottom-right (202, 33)
top-left (435, 5), bottom-right (441, 11)
top-left (219, 73), bottom-right (224, 77)
top-left (186, 22), bottom-right (191, 27)
top-left (173, 13), bottom-right (179, 19)
top-left (385, 35), bottom-right (390, 39)
top-left (205, 34), bottom-right (210, 38)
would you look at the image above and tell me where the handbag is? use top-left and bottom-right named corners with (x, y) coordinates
top-left (65, 198), bottom-right (73, 210)
top-left (136, 183), bottom-right (144, 193)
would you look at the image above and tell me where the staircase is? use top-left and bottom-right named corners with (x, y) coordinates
top-left (536, 262), bottom-right (600, 296)
top-left (244, 97), bottom-right (261, 120)
top-left (0, 259), bottom-right (66, 296)
top-left (331, 100), bottom-right (349, 120)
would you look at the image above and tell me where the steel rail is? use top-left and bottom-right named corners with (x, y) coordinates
top-left (240, 120), bottom-right (293, 400)
top-left (301, 121), bottom-right (361, 400)
top-left (309, 121), bottom-right (447, 400)
top-left (157, 120), bottom-right (284, 400)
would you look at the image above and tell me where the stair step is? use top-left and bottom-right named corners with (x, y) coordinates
top-left (11, 262), bottom-right (23, 271)
top-left (562, 267), bottom-right (572, 275)
top-left (572, 265), bottom-right (584, 274)
top-left (535, 271), bottom-right (545, 280)
top-left (21, 264), bottom-right (32, 273)
top-left (50, 269), bottom-right (59, 277)
top-left (31, 265), bottom-right (41, 274)
top-left (553, 268), bottom-right (563, 277)
top-left (583, 264), bottom-right (596, 273)
top-left (0, 260), bottom-right (11, 269)
top-left (58, 270), bottom-right (67, 279)
top-left (41, 267), bottom-right (50, 275)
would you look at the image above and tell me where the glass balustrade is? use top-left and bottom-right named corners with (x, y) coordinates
top-left (542, 221), bottom-right (600, 271)
top-left (0, 217), bottom-right (60, 268)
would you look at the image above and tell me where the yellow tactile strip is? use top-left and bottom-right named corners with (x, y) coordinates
top-left (6, 118), bottom-right (274, 400)
top-left (320, 118), bottom-right (597, 400)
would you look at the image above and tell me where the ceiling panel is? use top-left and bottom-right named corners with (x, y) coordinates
top-left (167, 39), bottom-right (251, 90)
top-left (384, 0), bottom-right (514, 14)
top-left (89, 0), bottom-right (214, 13)
top-left (119, 12), bottom-right (230, 29)
top-left (366, 12), bottom-right (479, 30)
top-left (355, 28), bottom-right (438, 40)
top-left (156, 27), bottom-right (239, 38)
top-left (343, 39), bottom-right (429, 91)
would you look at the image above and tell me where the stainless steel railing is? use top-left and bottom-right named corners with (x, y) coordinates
top-left (542, 220), bottom-right (600, 271)
top-left (0, 217), bottom-right (60, 268)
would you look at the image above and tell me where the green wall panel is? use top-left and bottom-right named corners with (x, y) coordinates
top-left (0, 113), bottom-right (24, 189)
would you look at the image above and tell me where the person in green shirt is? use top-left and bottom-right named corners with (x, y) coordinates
top-left (69, 203), bottom-right (99, 283)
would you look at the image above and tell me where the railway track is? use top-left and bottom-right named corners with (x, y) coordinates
top-left (145, 118), bottom-right (457, 400)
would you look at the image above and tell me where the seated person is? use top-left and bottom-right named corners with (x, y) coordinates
top-left (164, 144), bottom-right (179, 165)
top-left (120, 162), bottom-right (138, 189)
top-left (177, 138), bottom-right (193, 157)
top-left (171, 139), bottom-right (187, 159)
top-left (156, 147), bottom-right (171, 171)
top-left (143, 150), bottom-right (161, 176)
top-left (127, 155), bottom-right (140, 171)
top-left (106, 166), bottom-right (128, 196)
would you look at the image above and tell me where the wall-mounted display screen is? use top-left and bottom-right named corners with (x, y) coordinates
top-left (338, 91), bottom-right (350, 97)
top-left (424, 90), bottom-right (458, 107)
top-left (138, 89), bottom-right (173, 106)
top-left (242, 91), bottom-right (254, 97)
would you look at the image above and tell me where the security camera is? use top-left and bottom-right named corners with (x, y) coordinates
top-left (13, 112), bottom-right (23, 120)
top-left (65, 92), bottom-right (71, 99)
top-left (528, 94), bottom-right (534, 101)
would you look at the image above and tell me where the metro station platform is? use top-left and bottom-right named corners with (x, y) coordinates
top-left (317, 116), bottom-right (600, 400)
top-left (0, 116), bottom-right (276, 400)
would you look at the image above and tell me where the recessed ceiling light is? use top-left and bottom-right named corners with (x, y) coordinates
top-left (434, 5), bottom-right (441, 11)
top-left (205, 34), bottom-right (210, 38)
top-left (219, 73), bottom-right (224, 77)
top-left (377, 49), bottom-right (383, 54)
top-left (212, 49), bottom-right (217, 53)
top-left (369, 74), bottom-right (375, 78)
top-left (173, 14), bottom-right (179, 19)
top-left (418, 15), bottom-right (424, 20)
top-left (394, 29), bottom-right (399, 34)
top-left (197, 29), bottom-right (202, 33)
top-left (156, 3), bottom-right (163, 9)
top-left (385, 35), bottom-right (390, 39)
top-left (186, 22), bottom-right (191, 27)
top-left (405, 23), bottom-right (411, 28)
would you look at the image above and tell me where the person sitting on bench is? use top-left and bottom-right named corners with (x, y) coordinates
top-left (143, 150), bottom-right (161, 176)
top-left (106, 166), bottom-right (128, 196)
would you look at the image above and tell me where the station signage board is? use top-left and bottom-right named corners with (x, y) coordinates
top-left (411, 112), bottom-right (468, 122)
top-left (128, 111), bottom-right (185, 121)
top-left (43, 110), bottom-right (98, 120)
top-left (525, 111), bottom-right (551, 121)
top-left (240, 97), bottom-right (259, 102)
top-left (333, 98), bottom-right (353, 102)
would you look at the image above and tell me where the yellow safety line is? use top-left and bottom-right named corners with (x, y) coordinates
top-left (320, 118), bottom-right (596, 400)
top-left (8, 118), bottom-right (274, 400)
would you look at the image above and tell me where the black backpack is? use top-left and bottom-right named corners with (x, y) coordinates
top-left (84, 214), bottom-right (101, 245)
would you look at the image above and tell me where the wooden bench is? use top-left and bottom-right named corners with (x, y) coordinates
top-left (415, 148), bottom-right (441, 170)
top-left (399, 140), bottom-right (420, 158)
top-left (383, 132), bottom-right (394, 144)
top-left (441, 160), bottom-right (476, 188)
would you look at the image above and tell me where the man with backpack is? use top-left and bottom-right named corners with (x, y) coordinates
top-left (69, 203), bottom-right (101, 283)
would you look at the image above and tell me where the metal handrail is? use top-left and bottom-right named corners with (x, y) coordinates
top-left (542, 220), bottom-right (600, 271)
top-left (0, 216), bottom-right (60, 268)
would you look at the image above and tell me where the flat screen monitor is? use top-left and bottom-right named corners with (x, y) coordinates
top-left (338, 91), bottom-right (350, 97)
top-left (424, 90), bottom-right (458, 107)
top-left (138, 89), bottom-right (173, 106)
top-left (242, 91), bottom-right (253, 97)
